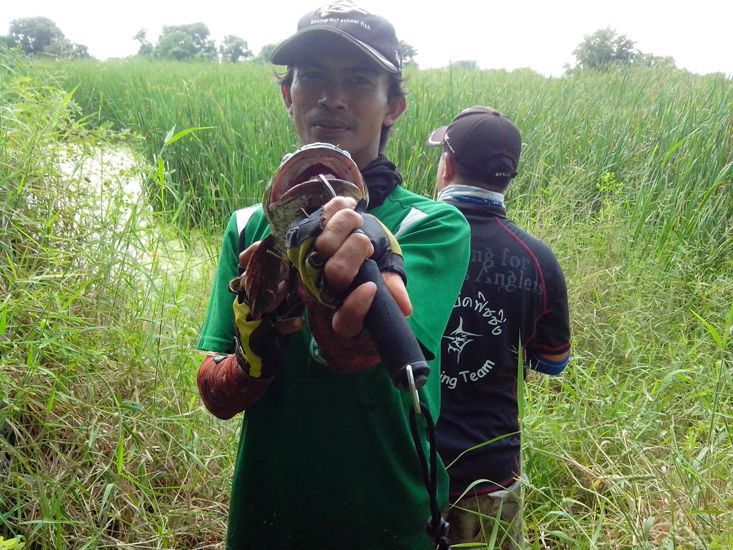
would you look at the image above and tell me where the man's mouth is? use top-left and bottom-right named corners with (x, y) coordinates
top-left (314, 123), bottom-right (348, 132)
top-left (311, 117), bottom-right (352, 133)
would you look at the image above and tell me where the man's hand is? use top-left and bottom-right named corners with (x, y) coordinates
top-left (230, 242), bottom-right (304, 379)
top-left (283, 195), bottom-right (414, 372)
top-left (237, 241), bottom-right (305, 335)
top-left (291, 196), bottom-right (414, 373)
top-left (313, 196), bottom-right (412, 337)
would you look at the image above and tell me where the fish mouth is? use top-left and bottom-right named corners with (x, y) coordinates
top-left (263, 143), bottom-right (368, 244)
top-left (290, 162), bottom-right (340, 187)
top-left (268, 143), bottom-right (364, 203)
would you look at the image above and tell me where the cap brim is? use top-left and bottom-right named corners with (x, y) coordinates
top-left (270, 27), bottom-right (399, 73)
top-left (427, 126), bottom-right (448, 147)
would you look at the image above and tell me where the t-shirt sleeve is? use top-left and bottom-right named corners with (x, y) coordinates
top-left (395, 203), bottom-right (471, 418)
top-left (197, 213), bottom-right (241, 353)
top-left (526, 255), bottom-right (571, 356)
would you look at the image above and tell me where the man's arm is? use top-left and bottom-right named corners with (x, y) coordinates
top-left (197, 214), bottom-right (280, 419)
top-left (198, 353), bottom-right (273, 419)
top-left (530, 350), bottom-right (571, 376)
top-left (526, 250), bottom-right (572, 376)
top-left (197, 238), bottom-right (304, 418)
top-left (197, 198), bottom-right (406, 417)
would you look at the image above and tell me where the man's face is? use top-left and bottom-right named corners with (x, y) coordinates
top-left (281, 43), bottom-right (406, 169)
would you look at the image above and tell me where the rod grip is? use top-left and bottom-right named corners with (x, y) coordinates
top-left (354, 259), bottom-right (430, 390)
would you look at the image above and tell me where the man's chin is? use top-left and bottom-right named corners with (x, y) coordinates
top-left (310, 127), bottom-right (350, 146)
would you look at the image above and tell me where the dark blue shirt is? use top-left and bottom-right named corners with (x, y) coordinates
top-left (436, 199), bottom-right (571, 498)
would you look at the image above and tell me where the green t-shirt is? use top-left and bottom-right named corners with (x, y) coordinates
top-left (199, 185), bottom-right (470, 549)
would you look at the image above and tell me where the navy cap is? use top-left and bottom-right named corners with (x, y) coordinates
top-left (270, 1), bottom-right (402, 74)
top-left (428, 106), bottom-right (522, 182)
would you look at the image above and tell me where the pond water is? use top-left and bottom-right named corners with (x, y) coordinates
top-left (57, 144), bottom-right (147, 223)
top-left (55, 144), bottom-right (216, 282)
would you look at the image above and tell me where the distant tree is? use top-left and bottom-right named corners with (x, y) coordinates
top-left (256, 43), bottom-right (278, 64)
top-left (8, 17), bottom-right (64, 55)
top-left (572, 27), bottom-right (638, 70)
top-left (42, 37), bottom-right (71, 58)
top-left (220, 35), bottom-right (252, 63)
top-left (510, 67), bottom-right (544, 79)
top-left (399, 40), bottom-right (417, 67)
top-left (154, 23), bottom-right (217, 61)
top-left (636, 52), bottom-right (676, 69)
top-left (155, 29), bottom-right (195, 60)
top-left (42, 37), bottom-right (89, 59)
top-left (70, 42), bottom-right (89, 58)
top-left (6, 16), bottom-right (89, 58)
top-left (134, 29), bottom-right (154, 57)
top-left (571, 27), bottom-right (677, 72)
top-left (451, 60), bottom-right (478, 70)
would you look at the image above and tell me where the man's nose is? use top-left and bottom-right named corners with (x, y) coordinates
top-left (318, 80), bottom-right (347, 109)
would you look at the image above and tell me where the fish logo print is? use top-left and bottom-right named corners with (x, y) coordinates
top-left (317, 1), bottom-right (370, 17)
top-left (443, 317), bottom-right (481, 362)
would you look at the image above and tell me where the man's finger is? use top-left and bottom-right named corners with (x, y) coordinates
top-left (323, 232), bottom-right (373, 292)
top-left (332, 282), bottom-right (377, 337)
top-left (321, 196), bottom-right (357, 219)
top-left (383, 271), bottom-right (412, 317)
top-left (316, 208), bottom-right (364, 258)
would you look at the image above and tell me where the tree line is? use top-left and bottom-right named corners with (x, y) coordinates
top-left (571, 27), bottom-right (676, 70)
top-left (0, 17), bottom-right (89, 58)
top-left (1, 16), bottom-right (675, 71)
top-left (134, 24), bottom-right (256, 62)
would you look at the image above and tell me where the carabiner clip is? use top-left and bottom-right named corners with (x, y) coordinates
top-left (406, 364), bottom-right (422, 415)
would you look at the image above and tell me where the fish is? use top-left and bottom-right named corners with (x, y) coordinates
top-left (244, 142), bottom-right (367, 319)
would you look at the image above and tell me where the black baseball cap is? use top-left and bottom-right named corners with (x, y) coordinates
top-left (270, 2), bottom-right (402, 74)
top-left (427, 106), bottom-right (522, 183)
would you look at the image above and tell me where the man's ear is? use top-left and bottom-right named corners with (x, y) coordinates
top-left (281, 84), bottom-right (293, 115)
top-left (442, 151), bottom-right (457, 182)
top-left (383, 95), bottom-right (407, 127)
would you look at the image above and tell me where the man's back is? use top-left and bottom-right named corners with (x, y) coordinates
top-left (436, 199), bottom-right (570, 498)
top-left (428, 105), bottom-right (571, 547)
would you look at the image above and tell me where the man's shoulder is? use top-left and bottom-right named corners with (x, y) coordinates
top-left (230, 204), bottom-right (265, 234)
top-left (496, 222), bottom-right (569, 292)
top-left (495, 218), bottom-right (559, 261)
top-left (383, 186), bottom-right (468, 225)
top-left (373, 187), bottom-right (469, 237)
top-left (222, 205), bottom-right (271, 248)
top-left (388, 185), bottom-right (453, 211)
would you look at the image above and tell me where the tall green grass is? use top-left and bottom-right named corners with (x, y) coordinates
top-left (2, 54), bottom-right (731, 548)
top-left (1, 55), bottom-right (234, 547)
top-left (59, 60), bottom-right (732, 273)
top-left (58, 59), bottom-right (295, 228)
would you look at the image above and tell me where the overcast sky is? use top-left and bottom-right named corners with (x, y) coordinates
top-left (2, 0), bottom-right (732, 77)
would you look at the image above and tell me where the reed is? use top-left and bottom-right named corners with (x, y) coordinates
top-left (2, 53), bottom-right (731, 548)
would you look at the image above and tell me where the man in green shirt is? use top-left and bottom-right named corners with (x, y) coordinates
top-left (197, 3), bottom-right (470, 548)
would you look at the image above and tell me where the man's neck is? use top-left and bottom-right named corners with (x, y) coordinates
top-left (437, 183), bottom-right (505, 208)
top-left (447, 177), bottom-right (505, 194)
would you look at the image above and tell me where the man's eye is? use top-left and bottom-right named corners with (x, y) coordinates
top-left (300, 71), bottom-right (324, 80)
top-left (350, 76), bottom-right (372, 86)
